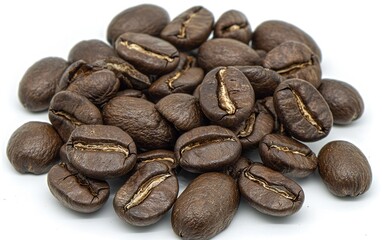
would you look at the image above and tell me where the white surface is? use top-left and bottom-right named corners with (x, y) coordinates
top-left (0, 0), bottom-right (381, 239)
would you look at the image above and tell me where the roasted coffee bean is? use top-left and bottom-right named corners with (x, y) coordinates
top-left (107, 4), bottom-right (169, 44)
top-left (224, 156), bottom-right (252, 179)
top-left (18, 57), bottom-right (68, 112)
top-left (172, 172), bottom-right (239, 240)
top-left (259, 134), bottom-right (317, 178)
top-left (160, 6), bottom-right (214, 51)
top-left (318, 78), bottom-right (364, 125)
top-left (7, 121), bottom-right (63, 174)
top-left (49, 91), bottom-right (103, 142)
top-left (318, 141), bottom-right (372, 197)
top-left (136, 150), bottom-right (178, 170)
top-left (199, 66), bottom-right (255, 127)
top-left (273, 78), bottom-right (333, 141)
top-left (174, 125), bottom-right (241, 173)
top-left (155, 93), bottom-right (205, 132)
top-left (214, 9), bottom-right (252, 44)
top-left (263, 41), bottom-right (321, 88)
top-left (68, 39), bottom-right (117, 63)
top-left (252, 20), bottom-right (322, 61)
top-left (103, 95), bottom-right (177, 150)
top-left (47, 162), bottom-right (110, 213)
top-left (239, 163), bottom-right (305, 216)
top-left (115, 32), bottom-right (179, 75)
top-left (114, 161), bottom-right (178, 226)
top-left (198, 38), bottom-right (262, 72)
top-left (67, 125), bottom-right (137, 180)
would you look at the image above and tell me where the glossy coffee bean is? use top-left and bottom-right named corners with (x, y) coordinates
top-left (68, 39), bottom-right (117, 63)
top-left (47, 162), bottom-right (110, 213)
top-left (7, 121), bottom-right (63, 174)
top-left (239, 163), bottom-right (305, 216)
top-left (136, 149), bottom-right (178, 170)
top-left (114, 161), bottom-right (178, 226)
top-left (172, 172), bottom-right (239, 240)
top-left (318, 141), bottom-right (372, 197)
top-left (273, 78), bottom-right (333, 141)
top-left (214, 9), bottom-right (252, 44)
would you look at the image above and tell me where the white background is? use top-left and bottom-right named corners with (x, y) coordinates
top-left (0, 0), bottom-right (381, 239)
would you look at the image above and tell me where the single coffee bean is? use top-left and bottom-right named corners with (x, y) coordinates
top-left (318, 140), bottom-right (372, 197)
top-left (174, 125), bottom-right (241, 173)
top-left (214, 9), bottom-right (252, 44)
top-left (7, 121), bottom-right (63, 174)
top-left (160, 6), bottom-right (214, 51)
top-left (18, 57), bottom-right (68, 112)
top-left (66, 125), bottom-right (137, 180)
top-left (263, 41), bottom-right (321, 88)
top-left (136, 149), bottom-right (178, 170)
top-left (102, 95), bottom-right (177, 150)
top-left (318, 78), bottom-right (364, 125)
top-left (115, 32), bottom-right (180, 75)
top-left (198, 38), bottom-right (262, 72)
top-left (259, 134), bottom-right (318, 178)
top-left (252, 20), bottom-right (322, 61)
top-left (68, 39), bottom-right (117, 63)
top-left (273, 78), bottom-right (333, 141)
top-left (172, 172), bottom-right (239, 240)
top-left (239, 163), bottom-right (305, 216)
top-left (49, 91), bottom-right (103, 142)
top-left (107, 4), bottom-right (169, 44)
top-left (224, 156), bottom-right (252, 179)
top-left (114, 161), bottom-right (178, 226)
top-left (47, 162), bottom-right (110, 213)
top-left (199, 66), bottom-right (255, 127)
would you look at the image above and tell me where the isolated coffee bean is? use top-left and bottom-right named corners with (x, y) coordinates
top-left (172, 172), bottom-right (239, 240)
top-left (136, 150), bottom-right (178, 170)
top-left (47, 162), bottom-right (110, 213)
top-left (318, 141), bottom-right (372, 197)
top-left (68, 39), bottom-right (117, 63)
top-left (214, 9), bottom-right (252, 44)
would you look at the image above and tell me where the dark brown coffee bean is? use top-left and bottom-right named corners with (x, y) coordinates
top-left (66, 125), bottom-right (137, 180)
top-left (18, 57), bottom-right (68, 112)
top-left (273, 78), bottom-right (333, 141)
top-left (172, 172), bottom-right (239, 240)
top-left (160, 6), bottom-right (214, 51)
top-left (224, 156), bottom-right (252, 179)
top-left (107, 4), bottom-right (169, 44)
top-left (49, 91), bottom-right (103, 142)
top-left (214, 10), bottom-right (252, 44)
top-left (263, 41), bottom-right (321, 88)
top-left (47, 162), bottom-right (110, 213)
top-left (136, 150), bottom-right (178, 170)
top-left (102, 95), bottom-right (177, 150)
top-left (174, 125), bottom-right (241, 173)
top-left (259, 134), bottom-right (318, 178)
top-left (252, 20), bottom-right (322, 61)
top-left (198, 38), bottom-right (262, 72)
top-left (7, 121), bottom-right (63, 174)
top-left (114, 161), bottom-right (178, 226)
top-left (318, 141), bottom-right (372, 197)
top-left (318, 78), bottom-right (364, 125)
top-left (68, 39), bottom-right (117, 63)
top-left (199, 66), bottom-right (255, 127)
top-left (239, 163), bottom-right (305, 216)
top-left (115, 32), bottom-right (179, 75)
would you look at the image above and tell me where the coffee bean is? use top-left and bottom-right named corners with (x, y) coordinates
top-left (136, 149), bottom-right (178, 170)
top-left (239, 163), bottom-right (305, 216)
top-left (318, 141), bottom-right (372, 197)
top-left (214, 9), bottom-right (252, 44)
top-left (68, 39), bottom-right (117, 63)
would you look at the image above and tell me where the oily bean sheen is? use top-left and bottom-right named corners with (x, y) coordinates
top-left (259, 134), bottom-right (318, 178)
top-left (214, 9), bottom-right (252, 44)
top-left (67, 125), bottom-right (137, 180)
top-left (199, 66), bottom-right (255, 127)
top-left (7, 121), bottom-right (63, 174)
top-left (49, 91), bottom-right (103, 142)
top-left (174, 125), bottom-right (241, 173)
top-left (273, 78), bottom-right (333, 142)
top-left (318, 141), bottom-right (372, 197)
top-left (107, 4), bottom-right (169, 44)
top-left (114, 162), bottom-right (178, 226)
top-left (172, 172), bottom-right (239, 240)
top-left (136, 149), bottom-right (178, 170)
top-left (18, 57), bottom-right (68, 112)
top-left (47, 162), bottom-right (110, 213)
top-left (160, 6), bottom-right (214, 51)
top-left (115, 32), bottom-right (179, 75)
top-left (68, 39), bottom-right (117, 63)
top-left (239, 163), bottom-right (305, 217)
top-left (318, 78), bottom-right (364, 125)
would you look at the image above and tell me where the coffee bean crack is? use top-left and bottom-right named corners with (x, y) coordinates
top-left (276, 59), bottom-right (313, 75)
top-left (166, 56), bottom-right (195, 90)
top-left (222, 23), bottom-right (247, 33)
top-left (177, 7), bottom-right (203, 39)
top-left (49, 110), bottom-right (83, 126)
top-left (180, 137), bottom-right (236, 155)
top-left (237, 113), bottom-right (256, 137)
top-left (73, 142), bottom-right (130, 158)
top-left (217, 68), bottom-right (236, 115)
top-left (119, 40), bottom-right (175, 62)
top-left (268, 144), bottom-right (307, 156)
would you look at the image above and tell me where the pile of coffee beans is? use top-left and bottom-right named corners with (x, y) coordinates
top-left (6, 4), bottom-right (372, 239)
